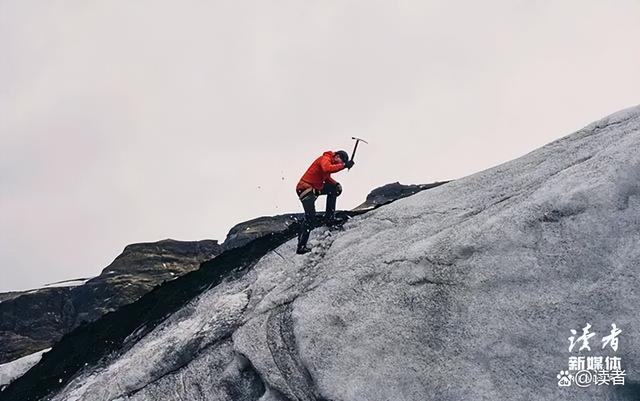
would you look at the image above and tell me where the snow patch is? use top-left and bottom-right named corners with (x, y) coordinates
top-left (42, 278), bottom-right (91, 288)
top-left (21, 278), bottom-right (93, 294)
top-left (0, 348), bottom-right (51, 387)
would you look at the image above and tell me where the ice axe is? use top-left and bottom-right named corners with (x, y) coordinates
top-left (349, 136), bottom-right (368, 169)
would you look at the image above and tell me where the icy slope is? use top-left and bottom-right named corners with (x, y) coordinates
top-left (8, 106), bottom-right (640, 401)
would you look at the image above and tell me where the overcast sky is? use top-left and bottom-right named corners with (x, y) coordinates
top-left (1, 0), bottom-right (639, 292)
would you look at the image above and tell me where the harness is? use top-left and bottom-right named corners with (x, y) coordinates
top-left (297, 180), bottom-right (318, 201)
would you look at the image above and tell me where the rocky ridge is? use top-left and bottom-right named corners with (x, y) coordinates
top-left (0, 183), bottom-right (438, 366)
top-left (0, 239), bottom-right (222, 364)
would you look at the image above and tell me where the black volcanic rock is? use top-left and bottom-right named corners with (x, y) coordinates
top-left (223, 214), bottom-right (299, 250)
top-left (0, 239), bottom-right (221, 364)
top-left (353, 181), bottom-right (449, 210)
top-left (0, 287), bottom-right (76, 364)
top-left (72, 239), bottom-right (222, 323)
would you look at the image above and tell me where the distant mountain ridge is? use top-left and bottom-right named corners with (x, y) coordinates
top-left (0, 239), bottom-right (222, 365)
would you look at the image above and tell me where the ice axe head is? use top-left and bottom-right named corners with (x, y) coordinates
top-left (350, 136), bottom-right (368, 165)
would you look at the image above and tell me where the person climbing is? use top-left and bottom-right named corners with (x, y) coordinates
top-left (295, 150), bottom-right (354, 254)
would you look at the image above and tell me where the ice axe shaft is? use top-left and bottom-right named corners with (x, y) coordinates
top-left (350, 136), bottom-right (368, 165)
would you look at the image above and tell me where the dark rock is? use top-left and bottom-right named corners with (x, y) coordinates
top-left (72, 239), bottom-right (222, 323)
top-left (0, 239), bottom-right (222, 364)
top-left (223, 215), bottom-right (300, 250)
top-left (353, 181), bottom-right (449, 210)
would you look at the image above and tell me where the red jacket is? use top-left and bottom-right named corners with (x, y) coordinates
top-left (297, 151), bottom-right (346, 191)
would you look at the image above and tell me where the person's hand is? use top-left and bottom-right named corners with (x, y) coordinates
top-left (345, 160), bottom-right (355, 169)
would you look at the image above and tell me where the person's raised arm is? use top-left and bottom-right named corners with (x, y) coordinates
top-left (320, 155), bottom-right (345, 173)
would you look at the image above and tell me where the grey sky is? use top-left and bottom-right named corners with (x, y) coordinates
top-left (1, 0), bottom-right (639, 292)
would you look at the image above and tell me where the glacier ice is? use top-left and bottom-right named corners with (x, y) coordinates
top-left (12, 105), bottom-right (640, 401)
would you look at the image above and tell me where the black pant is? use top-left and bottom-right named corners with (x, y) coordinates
top-left (296, 182), bottom-right (341, 249)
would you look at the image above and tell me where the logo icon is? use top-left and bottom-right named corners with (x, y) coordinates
top-left (557, 370), bottom-right (572, 387)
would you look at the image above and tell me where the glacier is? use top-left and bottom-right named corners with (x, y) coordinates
top-left (4, 105), bottom-right (640, 401)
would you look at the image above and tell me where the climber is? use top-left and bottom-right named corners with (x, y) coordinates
top-left (295, 150), bottom-right (354, 254)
